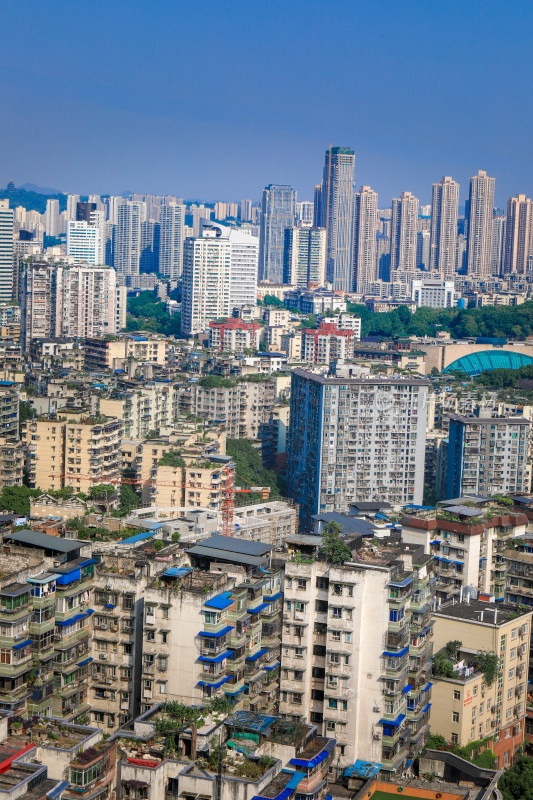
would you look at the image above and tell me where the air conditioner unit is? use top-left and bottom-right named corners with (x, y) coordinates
top-left (106, 585), bottom-right (112, 591)
top-left (373, 733), bottom-right (381, 740)
top-left (294, 613), bottom-right (304, 621)
top-left (99, 654), bottom-right (107, 660)
top-left (373, 706), bottom-right (381, 713)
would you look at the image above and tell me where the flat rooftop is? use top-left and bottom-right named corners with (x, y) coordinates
top-left (434, 600), bottom-right (531, 626)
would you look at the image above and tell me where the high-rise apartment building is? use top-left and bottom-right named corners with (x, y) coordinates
top-left (283, 227), bottom-right (326, 287)
top-left (66, 193), bottom-right (80, 220)
top-left (67, 209), bottom-right (105, 265)
top-left (416, 229), bottom-right (431, 270)
top-left (0, 200), bottom-right (14, 301)
top-left (159, 202), bottom-right (185, 279)
top-left (280, 537), bottom-right (435, 774)
top-left (504, 194), bottom-right (533, 275)
top-left (296, 201), bottom-right (314, 226)
top-left (446, 414), bottom-right (531, 499)
top-left (430, 176), bottom-right (459, 276)
top-left (181, 227), bottom-right (231, 336)
top-left (352, 186), bottom-right (378, 292)
top-left (259, 185), bottom-right (296, 283)
top-left (492, 213), bottom-right (507, 275)
top-left (390, 192), bottom-right (419, 278)
top-left (44, 199), bottom-right (60, 236)
top-left (114, 200), bottom-right (145, 282)
top-left (318, 146), bottom-right (355, 291)
top-left (228, 227), bottom-right (259, 308)
top-left (287, 368), bottom-right (429, 525)
top-left (411, 278), bottom-right (455, 308)
top-left (467, 170), bottom-right (496, 277)
top-left (239, 198), bottom-right (252, 222)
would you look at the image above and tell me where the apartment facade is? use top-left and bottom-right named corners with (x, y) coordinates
top-left (208, 319), bottom-right (261, 353)
top-left (287, 369), bottom-right (429, 525)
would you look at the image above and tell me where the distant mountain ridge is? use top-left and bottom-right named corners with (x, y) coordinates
top-left (20, 182), bottom-right (64, 195)
top-left (0, 184), bottom-right (67, 214)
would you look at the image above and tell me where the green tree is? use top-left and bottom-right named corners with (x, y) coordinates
top-left (19, 401), bottom-right (35, 435)
top-left (89, 485), bottom-right (116, 499)
top-left (499, 755), bottom-right (533, 800)
top-left (117, 484), bottom-right (139, 515)
top-left (320, 521), bottom-right (352, 565)
top-left (0, 485), bottom-right (41, 515)
top-left (263, 295), bottom-right (284, 307)
top-left (226, 439), bottom-right (286, 506)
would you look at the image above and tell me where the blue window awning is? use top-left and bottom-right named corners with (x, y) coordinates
top-left (198, 651), bottom-right (231, 664)
top-left (422, 703), bottom-right (432, 713)
top-left (56, 609), bottom-right (93, 627)
top-left (197, 675), bottom-right (231, 689)
top-left (56, 568), bottom-right (81, 586)
top-left (246, 648), bottom-right (268, 662)
top-left (104, 604), bottom-right (115, 608)
top-left (383, 646), bottom-right (409, 658)
top-left (424, 682), bottom-right (433, 691)
top-left (402, 684), bottom-right (413, 694)
top-left (379, 713), bottom-right (406, 728)
top-left (247, 602), bottom-right (270, 614)
top-left (77, 657), bottom-right (93, 667)
top-left (388, 576), bottom-right (413, 588)
top-left (198, 625), bottom-right (234, 639)
top-left (13, 638), bottom-right (32, 650)
top-left (225, 685), bottom-right (246, 696)
top-left (264, 592), bottom-right (283, 602)
top-left (263, 661), bottom-right (280, 671)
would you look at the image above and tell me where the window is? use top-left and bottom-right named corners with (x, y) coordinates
top-left (292, 693), bottom-right (302, 704)
top-left (511, 628), bottom-right (518, 640)
top-left (454, 690), bottom-right (461, 700)
top-left (123, 595), bottom-right (134, 611)
top-left (508, 688), bottom-right (514, 700)
top-left (328, 699), bottom-right (338, 709)
top-left (452, 712), bottom-right (459, 723)
top-left (345, 633), bottom-right (351, 643)
top-left (331, 631), bottom-right (341, 642)
top-left (326, 721), bottom-right (336, 731)
top-left (161, 632), bottom-right (168, 644)
top-left (510, 648), bottom-right (517, 659)
top-left (332, 607), bottom-right (342, 618)
top-left (159, 681), bottom-right (167, 694)
top-left (451, 733), bottom-right (458, 744)
top-left (509, 668), bottom-right (515, 679)
top-left (146, 630), bottom-right (155, 641)
top-left (330, 653), bottom-right (340, 664)
top-left (473, 686), bottom-right (478, 696)
top-left (297, 579), bottom-right (307, 590)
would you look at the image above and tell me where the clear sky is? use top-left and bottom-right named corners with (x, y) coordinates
top-left (1, 0), bottom-right (532, 207)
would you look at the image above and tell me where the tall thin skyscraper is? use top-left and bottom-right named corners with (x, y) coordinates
top-left (258, 185), bottom-right (296, 283)
top-left (0, 200), bottom-right (14, 301)
top-left (390, 191), bottom-right (419, 277)
top-left (491, 214), bottom-right (507, 275)
top-left (114, 200), bottom-right (144, 282)
top-left (430, 176), bottom-right (459, 276)
top-left (159, 202), bottom-right (185, 279)
top-left (416, 230), bottom-right (431, 270)
top-left (319, 146), bottom-right (355, 291)
top-left (66, 194), bottom-right (80, 221)
top-left (352, 186), bottom-right (378, 293)
top-left (44, 199), bottom-right (60, 236)
top-left (239, 199), bottom-right (252, 222)
top-left (503, 194), bottom-right (533, 275)
top-left (283, 227), bottom-right (326, 287)
top-left (466, 170), bottom-right (495, 277)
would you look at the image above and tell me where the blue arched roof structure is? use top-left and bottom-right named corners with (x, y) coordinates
top-left (443, 350), bottom-right (533, 376)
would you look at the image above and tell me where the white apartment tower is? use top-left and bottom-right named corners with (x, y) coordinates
top-left (159, 202), bottom-right (186, 279)
top-left (66, 210), bottom-right (105, 265)
top-left (114, 200), bottom-right (145, 282)
top-left (430, 176), bottom-right (459, 276)
top-left (228, 227), bottom-right (259, 307)
top-left (352, 185), bottom-right (378, 293)
top-left (390, 191), bottom-right (419, 278)
top-left (504, 194), bottom-right (533, 275)
top-left (0, 200), bottom-right (14, 302)
top-left (44, 199), bottom-right (60, 236)
top-left (66, 194), bottom-right (80, 221)
top-left (467, 170), bottom-right (496, 277)
top-left (283, 227), bottom-right (326, 287)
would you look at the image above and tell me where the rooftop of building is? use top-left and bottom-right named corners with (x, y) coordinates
top-left (434, 599), bottom-right (531, 626)
top-left (291, 367), bottom-right (430, 385)
top-left (8, 717), bottom-right (99, 750)
top-left (448, 413), bottom-right (531, 425)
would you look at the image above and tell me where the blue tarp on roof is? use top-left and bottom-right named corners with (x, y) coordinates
top-left (205, 591), bottom-right (234, 610)
top-left (344, 761), bottom-right (382, 779)
top-left (286, 772), bottom-right (306, 790)
top-left (79, 559), bottom-right (96, 567)
top-left (198, 651), bottom-right (232, 664)
top-left (263, 661), bottom-right (280, 671)
top-left (120, 530), bottom-right (155, 545)
top-left (422, 703), bottom-right (432, 713)
top-left (198, 625), bottom-right (234, 638)
top-left (424, 682), bottom-right (433, 691)
top-left (162, 567), bottom-right (193, 578)
top-left (46, 781), bottom-right (70, 800)
top-left (104, 604), bottom-right (115, 608)
top-left (289, 739), bottom-right (335, 769)
top-left (56, 568), bottom-right (81, 586)
top-left (13, 638), bottom-right (32, 650)
top-left (245, 648), bottom-right (268, 662)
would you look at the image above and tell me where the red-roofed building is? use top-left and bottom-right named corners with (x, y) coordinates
top-left (208, 319), bottom-right (261, 353)
top-left (302, 323), bottom-right (356, 364)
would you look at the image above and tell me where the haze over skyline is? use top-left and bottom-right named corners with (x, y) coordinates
top-left (2, 0), bottom-right (532, 206)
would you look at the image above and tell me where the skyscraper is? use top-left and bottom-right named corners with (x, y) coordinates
top-left (66, 194), bottom-right (80, 221)
top-left (258, 184), bottom-right (296, 283)
top-left (491, 213), bottom-right (506, 275)
top-left (283, 227), bottom-right (326, 287)
top-left (416, 229), bottom-right (431, 270)
top-left (466, 170), bottom-right (495, 277)
top-left (67, 219), bottom-right (102, 265)
top-left (503, 194), bottom-right (533, 275)
top-left (44, 199), bottom-right (59, 236)
top-left (114, 200), bottom-right (144, 282)
top-left (239, 199), bottom-right (252, 222)
top-left (318, 146), bottom-right (355, 290)
top-left (430, 176), bottom-right (459, 276)
top-left (159, 202), bottom-right (185, 279)
top-left (0, 200), bottom-right (14, 302)
top-left (140, 220), bottom-right (160, 274)
top-left (352, 185), bottom-right (378, 293)
top-left (390, 191), bottom-right (419, 278)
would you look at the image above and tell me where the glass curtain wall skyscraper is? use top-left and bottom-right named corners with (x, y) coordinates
top-left (317, 146), bottom-right (355, 291)
top-left (258, 185), bottom-right (296, 283)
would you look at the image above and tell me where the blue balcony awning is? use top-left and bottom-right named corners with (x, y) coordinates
top-left (382, 646), bottom-right (409, 658)
top-left (198, 625), bottom-right (234, 638)
top-left (246, 648), bottom-right (268, 662)
top-left (247, 602), bottom-right (270, 614)
top-left (264, 592), bottom-right (283, 602)
top-left (56, 609), bottom-right (94, 627)
top-left (77, 657), bottom-right (93, 667)
top-left (424, 682), bottom-right (433, 691)
top-left (197, 675), bottom-right (231, 689)
top-left (205, 591), bottom-right (234, 611)
top-left (225, 685), bottom-right (246, 696)
top-left (388, 576), bottom-right (413, 588)
top-left (422, 703), bottom-right (432, 713)
top-left (13, 638), bottom-right (32, 650)
top-left (198, 651), bottom-right (231, 664)
top-left (379, 713), bottom-right (406, 728)
top-left (263, 661), bottom-right (280, 671)
top-left (104, 604), bottom-right (115, 608)
top-left (46, 781), bottom-right (70, 800)
top-left (289, 738), bottom-right (335, 768)
top-left (402, 684), bottom-right (413, 693)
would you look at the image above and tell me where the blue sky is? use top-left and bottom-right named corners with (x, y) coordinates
top-left (1, 0), bottom-right (531, 207)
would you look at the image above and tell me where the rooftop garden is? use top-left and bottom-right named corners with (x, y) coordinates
top-left (424, 733), bottom-right (497, 769)
top-left (432, 640), bottom-right (498, 686)
top-left (158, 450), bottom-right (186, 468)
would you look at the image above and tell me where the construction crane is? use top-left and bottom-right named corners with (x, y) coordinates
top-left (48, 466), bottom-right (270, 536)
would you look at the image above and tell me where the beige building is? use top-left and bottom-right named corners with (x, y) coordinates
top-left (0, 436), bottom-right (24, 487)
top-left (25, 409), bottom-right (123, 494)
top-left (99, 381), bottom-right (177, 438)
top-left (431, 600), bottom-right (532, 769)
top-left (84, 334), bottom-right (169, 370)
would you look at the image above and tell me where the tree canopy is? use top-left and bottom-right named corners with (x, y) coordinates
top-left (499, 755), bottom-right (533, 800)
top-left (319, 521), bottom-right (352, 565)
top-left (226, 439), bottom-right (286, 506)
top-left (126, 292), bottom-right (182, 337)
